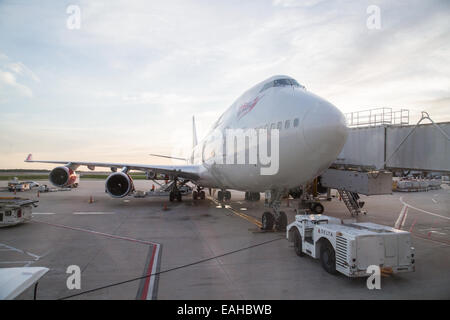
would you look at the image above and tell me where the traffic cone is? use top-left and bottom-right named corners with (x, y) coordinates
top-left (162, 203), bottom-right (168, 211)
top-left (89, 195), bottom-right (94, 204)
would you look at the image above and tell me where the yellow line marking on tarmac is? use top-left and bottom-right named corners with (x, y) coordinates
top-left (208, 196), bottom-right (262, 228)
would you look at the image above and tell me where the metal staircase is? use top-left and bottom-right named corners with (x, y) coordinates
top-left (338, 189), bottom-right (365, 217)
top-left (159, 180), bottom-right (174, 192)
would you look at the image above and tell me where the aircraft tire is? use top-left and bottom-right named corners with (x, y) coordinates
top-left (261, 211), bottom-right (274, 231)
top-left (320, 240), bottom-right (337, 274)
top-left (275, 211), bottom-right (287, 231)
top-left (312, 202), bottom-right (324, 214)
top-left (292, 228), bottom-right (304, 257)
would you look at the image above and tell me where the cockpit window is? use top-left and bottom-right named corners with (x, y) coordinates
top-left (260, 78), bottom-right (303, 93)
top-left (273, 79), bottom-right (292, 87)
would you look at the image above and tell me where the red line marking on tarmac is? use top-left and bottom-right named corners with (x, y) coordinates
top-left (141, 245), bottom-right (157, 300)
top-left (411, 232), bottom-right (450, 246)
top-left (33, 220), bottom-right (159, 246)
top-left (409, 218), bottom-right (417, 232)
top-left (33, 219), bottom-right (161, 299)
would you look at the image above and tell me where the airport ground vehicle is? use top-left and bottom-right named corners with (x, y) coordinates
top-left (287, 214), bottom-right (415, 277)
top-left (7, 178), bottom-right (41, 192)
top-left (0, 267), bottom-right (49, 300)
top-left (8, 179), bottom-right (31, 192)
top-left (0, 197), bottom-right (38, 227)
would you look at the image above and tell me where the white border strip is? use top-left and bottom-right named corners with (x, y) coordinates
top-left (73, 212), bottom-right (115, 215)
top-left (399, 197), bottom-right (450, 221)
top-left (143, 244), bottom-right (160, 300)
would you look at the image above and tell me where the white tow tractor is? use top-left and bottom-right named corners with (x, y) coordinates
top-left (287, 214), bottom-right (415, 277)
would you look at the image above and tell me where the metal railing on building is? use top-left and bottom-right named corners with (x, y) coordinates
top-left (345, 108), bottom-right (409, 128)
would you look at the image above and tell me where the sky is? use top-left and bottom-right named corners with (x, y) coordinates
top-left (0, 0), bottom-right (449, 169)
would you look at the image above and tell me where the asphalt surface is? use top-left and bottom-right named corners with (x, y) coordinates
top-left (0, 180), bottom-right (449, 299)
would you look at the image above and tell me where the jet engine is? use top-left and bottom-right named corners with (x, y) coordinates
top-left (105, 172), bottom-right (134, 198)
top-left (49, 166), bottom-right (78, 187)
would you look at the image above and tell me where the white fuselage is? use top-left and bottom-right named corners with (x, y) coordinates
top-left (188, 75), bottom-right (348, 192)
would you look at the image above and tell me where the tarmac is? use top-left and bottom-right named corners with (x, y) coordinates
top-left (0, 179), bottom-right (449, 299)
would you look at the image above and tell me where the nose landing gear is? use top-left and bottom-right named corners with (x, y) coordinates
top-left (245, 192), bottom-right (260, 201)
top-left (261, 189), bottom-right (287, 232)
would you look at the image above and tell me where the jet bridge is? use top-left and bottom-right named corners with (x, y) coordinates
top-left (335, 109), bottom-right (450, 173)
top-left (316, 109), bottom-right (449, 216)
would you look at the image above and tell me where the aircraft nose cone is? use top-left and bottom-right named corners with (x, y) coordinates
top-left (302, 102), bottom-right (348, 156)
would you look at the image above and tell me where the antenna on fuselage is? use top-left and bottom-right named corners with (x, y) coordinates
top-left (192, 115), bottom-right (198, 148)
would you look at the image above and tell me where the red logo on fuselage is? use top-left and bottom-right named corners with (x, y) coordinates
top-left (237, 95), bottom-right (263, 120)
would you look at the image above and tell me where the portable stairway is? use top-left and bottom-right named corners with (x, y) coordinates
top-left (159, 180), bottom-right (174, 192)
top-left (337, 189), bottom-right (365, 216)
top-left (320, 169), bottom-right (392, 217)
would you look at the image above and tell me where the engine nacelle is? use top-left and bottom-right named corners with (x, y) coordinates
top-left (49, 166), bottom-right (78, 187)
top-left (105, 172), bottom-right (134, 198)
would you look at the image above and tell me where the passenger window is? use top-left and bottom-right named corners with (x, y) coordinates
top-left (285, 120), bottom-right (290, 129)
top-left (294, 118), bottom-right (299, 127)
top-left (277, 121), bottom-right (282, 130)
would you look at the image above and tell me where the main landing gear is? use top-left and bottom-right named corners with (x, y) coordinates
top-left (245, 192), bottom-right (260, 201)
top-left (192, 187), bottom-right (206, 200)
top-left (261, 189), bottom-right (287, 232)
top-left (217, 190), bottom-right (231, 202)
top-left (169, 178), bottom-right (183, 202)
top-left (168, 177), bottom-right (189, 202)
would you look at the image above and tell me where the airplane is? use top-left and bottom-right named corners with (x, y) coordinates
top-left (25, 75), bottom-right (348, 231)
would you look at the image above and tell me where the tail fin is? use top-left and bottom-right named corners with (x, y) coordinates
top-left (192, 116), bottom-right (198, 148)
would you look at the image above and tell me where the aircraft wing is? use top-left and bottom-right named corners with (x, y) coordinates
top-left (0, 267), bottom-right (49, 300)
top-left (24, 154), bottom-right (200, 181)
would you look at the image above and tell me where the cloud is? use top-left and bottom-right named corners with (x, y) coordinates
top-left (7, 62), bottom-right (40, 82)
top-left (0, 0), bottom-right (449, 168)
top-left (272, 0), bottom-right (325, 8)
top-left (0, 53), bottom-right (40, 99)
top-left (0, 69), bottom-right (33, 97)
